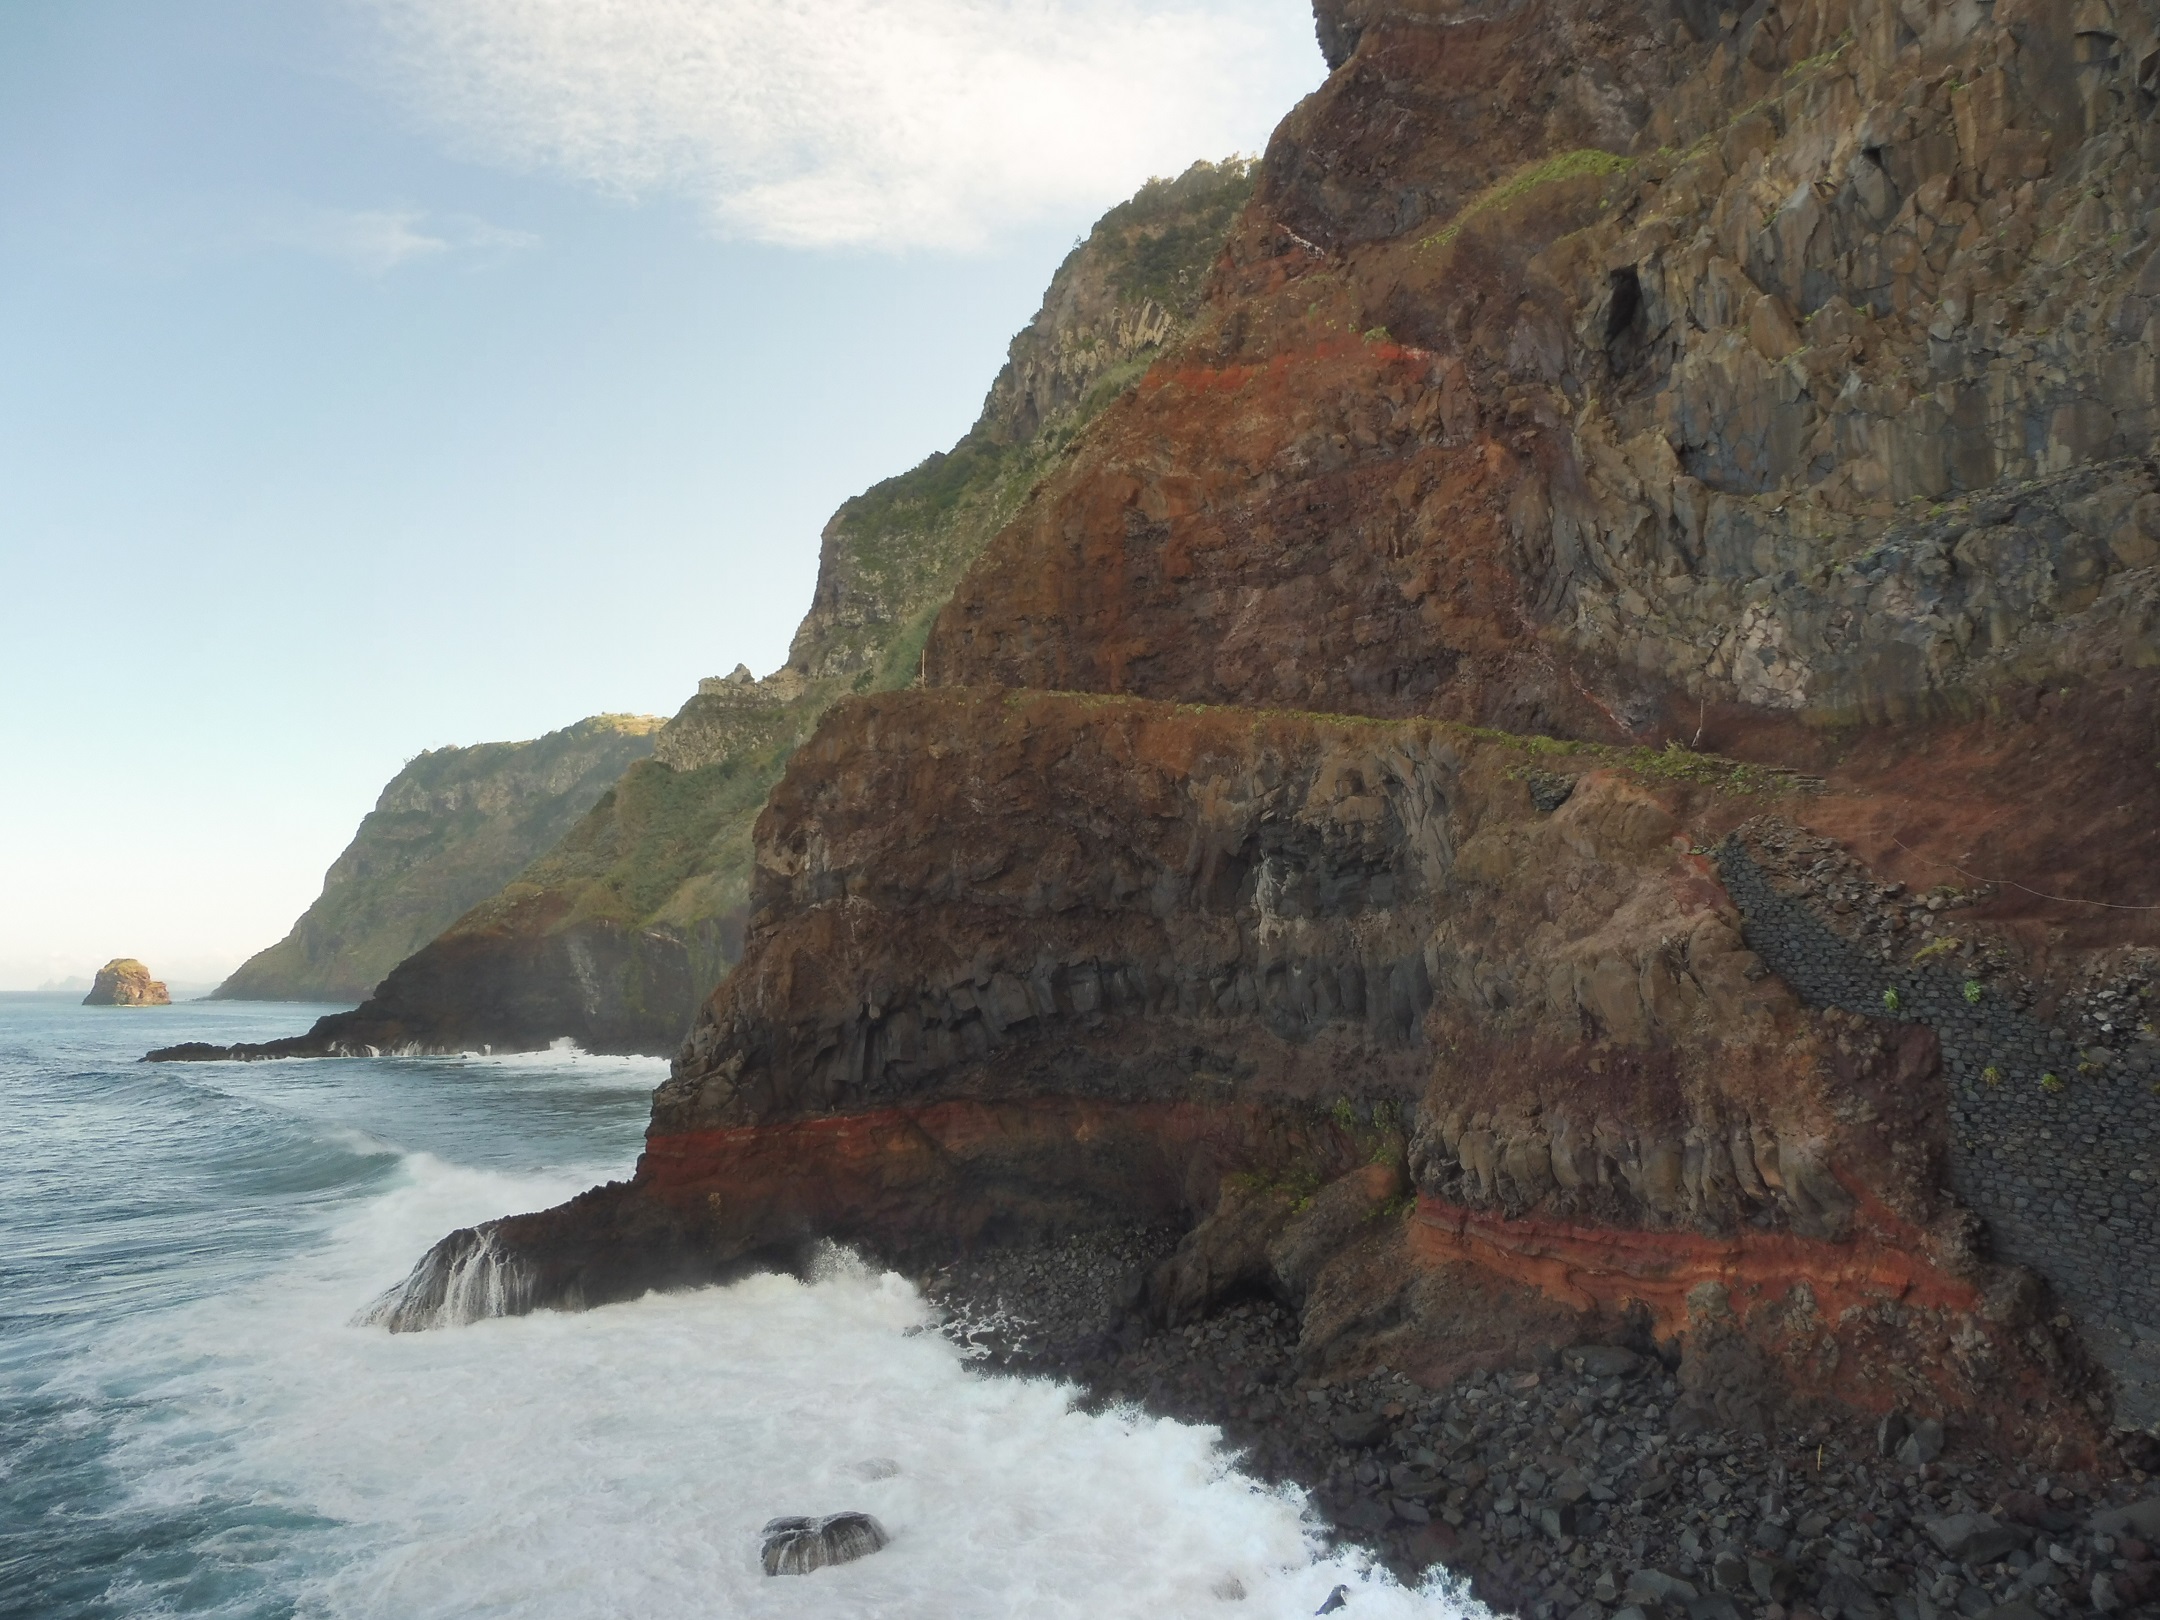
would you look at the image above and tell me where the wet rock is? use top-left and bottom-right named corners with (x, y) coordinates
top-left (760, 1511), bottom-right (889, 1576)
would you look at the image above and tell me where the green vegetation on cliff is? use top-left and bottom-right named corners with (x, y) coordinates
top-left (214, 715), bottom-right (663, 1002)
top-left (308, 159), bottom-right (1259, 1053)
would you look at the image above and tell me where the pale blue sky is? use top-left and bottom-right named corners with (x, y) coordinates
top-left (0, 0), bottom-right (1321, 989)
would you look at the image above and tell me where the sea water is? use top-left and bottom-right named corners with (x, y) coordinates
top-left (0, 994), bottom-right (1488, 1620)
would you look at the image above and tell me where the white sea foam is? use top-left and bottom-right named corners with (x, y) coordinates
top-left (80, 1126), bottom-right (1489, 1620)
top-left (453, 1036), bottom-right (673, 1085)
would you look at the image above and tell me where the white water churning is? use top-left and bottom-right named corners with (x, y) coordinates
top-left (1, 1005), bottom-right (1487, 1620)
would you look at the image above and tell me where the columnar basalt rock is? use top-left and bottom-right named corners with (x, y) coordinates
top-left (371, 0), bottom-right (2160, 1487)
top-left (382, 691), bottom-right (2099, 1460)
top-left (932, 0), bottom-right (2160, 732)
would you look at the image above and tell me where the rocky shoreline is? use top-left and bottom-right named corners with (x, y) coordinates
top-left (916, 1230), bottom-right (2160, 1620)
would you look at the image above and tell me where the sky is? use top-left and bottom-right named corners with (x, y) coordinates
top-left (0, 0), bottom-right (1323, 991)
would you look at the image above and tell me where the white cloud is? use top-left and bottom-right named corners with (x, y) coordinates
top-left (364, 0), bottom-right (1320, 250)
top-left (263, 207), bottom-right (540, 274)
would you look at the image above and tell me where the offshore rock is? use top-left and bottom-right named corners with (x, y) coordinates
top-left (83, 959), bottom-right (169, 1006)
top-left (759, 1512), bottom-right (889, 1577)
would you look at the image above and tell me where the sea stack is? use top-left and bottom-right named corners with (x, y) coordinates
top-left (83, 959), bottom-right (170, 1006)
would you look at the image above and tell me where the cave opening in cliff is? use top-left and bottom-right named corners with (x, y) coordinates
top-left (1605, 267), bottom-right (1646, 371)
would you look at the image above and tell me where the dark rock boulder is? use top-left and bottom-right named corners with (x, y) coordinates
top-left (759, 1512), bottom-right (888, 1576)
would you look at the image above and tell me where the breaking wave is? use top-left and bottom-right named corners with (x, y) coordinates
top-left (6, 1004), bottom-right (1488, 1620)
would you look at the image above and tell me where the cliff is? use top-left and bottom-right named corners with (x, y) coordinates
top-left (369, 0), bottom-right (2160, 1495)
top-left (161, 161), bottom-right (1256, 1059)
top-left (84, 959), bottom-right (169, 1006)
top-left (213, 715), bottom-right (663, 1003)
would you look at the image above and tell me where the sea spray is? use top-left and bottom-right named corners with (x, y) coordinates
top-left (4, 1003), bottom-right (1490, 1620)
top-left (356, 1224), bottom-right (540, 1331)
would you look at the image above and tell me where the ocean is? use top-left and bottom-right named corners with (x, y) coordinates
top-left (0, 994), bottom-right (1485, 1620)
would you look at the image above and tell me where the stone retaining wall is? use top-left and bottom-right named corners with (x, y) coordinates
top-left (1718, 839), bottom-right (2160, 1427)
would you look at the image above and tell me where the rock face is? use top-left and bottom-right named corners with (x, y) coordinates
top-left (377, 0), bottom-right (2160, 1474)
top-left (213, 716), bottom-right (662, 1004)
top-left (759, 1513), bottom-right (889, 1576)
top-left (167, 162), bottom-right (1256, 1060)
top-left (83, 959), bottom-right (169, 1006)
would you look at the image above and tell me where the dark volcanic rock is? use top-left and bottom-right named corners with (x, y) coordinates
top-left (370, 0), bottom-right (2160, 1584)
top-left (759, 1512), bottom-right (888, 1576)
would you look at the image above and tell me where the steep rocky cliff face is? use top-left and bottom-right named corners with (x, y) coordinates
top-left (162, 163), bottom-right (1256, 1059)
top-left (380, 0), bottom-right (2160, 1511)
top-left (213, 716), bottom-right (662, 1003)
top-left (931, 0), bottom-right (2160, 735)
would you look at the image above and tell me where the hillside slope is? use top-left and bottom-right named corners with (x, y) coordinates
top-left (179, 159), bottom-right (1256, 1055)
top-left (213, 715), bottom-right (663, 1003)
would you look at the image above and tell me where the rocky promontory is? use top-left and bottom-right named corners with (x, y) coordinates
top-left (84, 959), bottom-right (169, 1006)
top-left (350, 0), bottom-right (2160, 1604)
top-left (213, 714), bottom-right (664, 1004)
top-left (157, 161), bottom-right (1259, 1060)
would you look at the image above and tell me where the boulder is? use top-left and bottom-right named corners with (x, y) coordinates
top-left (759, 1512), bottom-right (889, 1576)
top-left (1331, 1409), bottom-right (1391, 1448)
top-left (1625, 1569), bottom-right (1701, 1609)
top-left (1564, 1345), bottom-right (1644, 1379)
top-left (1896, 1417), bottom-right (1945, 1467)
top-left (1924, 1513), bottom-right (2031, 1564)
top-left (2091, 1498), bottom-right (2160, 1540)
top-left (82, 959), bottom-right (169, 1007)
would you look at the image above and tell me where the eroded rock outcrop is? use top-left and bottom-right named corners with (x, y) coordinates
top-left (931, 0), bottom-right (2160, 734)
top-left (386, 692), bottom-right (2094, 1454)
top-left (378, 0), bottom-right (2160, 1458)
top-left (84, 959), bottom-right (168, 1007)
